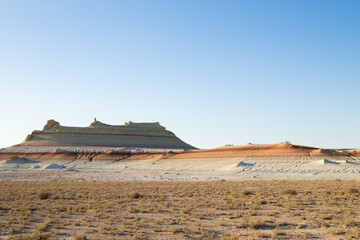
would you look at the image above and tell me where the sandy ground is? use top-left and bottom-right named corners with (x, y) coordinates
top-left (1, 156), bottom-right (360, 181)
top-left (1, 143), bottom-right (359, 181)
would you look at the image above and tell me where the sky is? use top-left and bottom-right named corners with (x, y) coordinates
top-left (0, 0), bottom-right (359, 149)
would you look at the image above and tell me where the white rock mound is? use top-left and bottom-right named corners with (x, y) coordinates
top-left (42, 164), bottom-right (65, 169)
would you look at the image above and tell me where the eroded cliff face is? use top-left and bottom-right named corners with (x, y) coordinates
top-left (1, 120), bottom-right (358, 165)
top-left (16, 119), bottom-right (197, 150)
top-left (0, 142), bottom-right (358, 164)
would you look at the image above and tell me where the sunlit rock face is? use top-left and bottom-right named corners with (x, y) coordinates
top-left (20, 119), bottom-right (196, 150)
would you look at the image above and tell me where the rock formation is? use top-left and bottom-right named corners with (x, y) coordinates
top-left (17, 119), bottom-right (197, 150)
top-left (1, 120), bottom-right (358, 166)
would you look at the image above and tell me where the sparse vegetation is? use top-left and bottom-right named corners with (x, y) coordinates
top-left (349, 187), bottom-right (359, 194)
top-left (282, 189), bottom-right (297, 195)
top-left (1, 180), bottom-right (360, 239)
top-left (36, 190), bottom-right (51, 200)
top-left (130, 192), bottom-right (142, 199)
top-left (242, 190), bottom-right (254, 196)
top-left (74, 235), bottom-right (87, 240)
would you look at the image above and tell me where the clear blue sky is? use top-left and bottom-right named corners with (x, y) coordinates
top-left (0, 0), bottom-right (359, 149)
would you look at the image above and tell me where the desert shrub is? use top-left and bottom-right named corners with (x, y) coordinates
top-left (36, 219), bottom-right (54, 232)
top-left (346, 229), bottom-right (360, 238)
top-left (171, 227), bottom-right (184, 233)
top-left (4, 233), bottom-right (51, 240)
top-left (74, 235), bottom-right (87, 240)
top-left (130, 192), bottom-right (142, 199)
top-left (320, 214), bottom-right (334, 220)
top-left (36, 191), bottom-right (51, 200)
top-left (348, 187), bottom-right (359, 194)
top-left (242, 190), bottom-right (254, 196)
top-left (272, 228), bottom-right (286, 237)
top-left (248, 220), bottom-right (269, 229)
top-left (282, 189), bottom-right (297, 195)
top-left (326, 227), bottom-right (346, 235)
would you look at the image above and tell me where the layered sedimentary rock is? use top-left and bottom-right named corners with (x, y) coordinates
top-left (1, 120), bottom-right (359, 166)
top-left (9, 119), bottom-right (197, 150)
top-left (166, 142), bottom-right (357, 160)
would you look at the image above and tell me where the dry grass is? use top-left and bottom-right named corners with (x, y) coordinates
top-left (36, 191), bottom-right (52, 200)
top-left (1, 180), bottom-right (360, 239)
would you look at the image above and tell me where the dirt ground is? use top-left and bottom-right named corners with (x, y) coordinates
top-left (1, 180), bottom-right (360, 239)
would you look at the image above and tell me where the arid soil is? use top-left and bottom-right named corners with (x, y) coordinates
top-left (1, 181), bottom-right (360, 239)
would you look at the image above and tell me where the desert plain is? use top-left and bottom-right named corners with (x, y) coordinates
top-left (2, 180), bottom-right (360, 239)
top-left (2, 144), bottom-right (360, 240)
top-left (1, 121), bottom-right (360, 239)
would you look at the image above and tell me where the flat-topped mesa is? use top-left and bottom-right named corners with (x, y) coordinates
top-left (21, 119), bottom-right (196, 150)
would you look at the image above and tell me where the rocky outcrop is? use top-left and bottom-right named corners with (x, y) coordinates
top-left (17, 119), bottom-right (197, 150)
